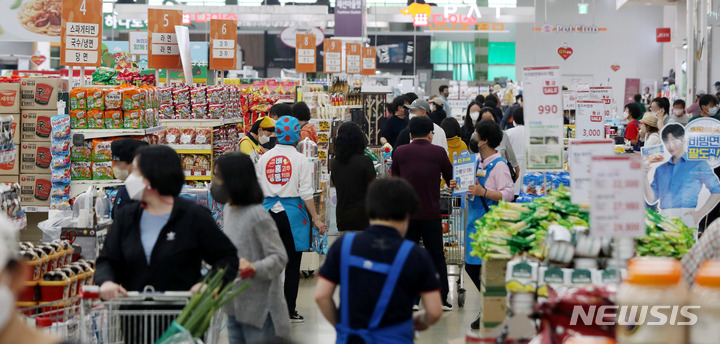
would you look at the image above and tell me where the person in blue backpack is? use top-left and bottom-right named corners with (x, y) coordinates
top-left (465, 120), bottom-right (515, 330)
top-left (315, 178), bottom-right (443, 344)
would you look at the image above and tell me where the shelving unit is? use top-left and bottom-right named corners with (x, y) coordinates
top-left (185, 175), bottom-right (212, 181)
top-left (166, 144), bottom-right (213, 154)
top-left (71, 126), bottom-right (165, 140)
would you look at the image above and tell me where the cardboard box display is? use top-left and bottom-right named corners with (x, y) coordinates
top-left (0, 84), bottom-right (21, 113)
top-left (0, 175), bottom-right (19, 184)
top-left (0, 149), bottom-right (19, 175)
top-left (481, 258), bottom-right (510, 288)
top-left (20, 78), bottom-right (68, 110)
top-left (20, 143), bottom-right (51, 174)
top-left (480, 296), bottom-right (507, 324)
top-left (21, 111), bottom-right (53, 142)
top-left (19, 174), bottom-right (51, 206)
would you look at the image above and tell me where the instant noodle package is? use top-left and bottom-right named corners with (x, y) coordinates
top-left (157, 85), bottom-right (246, 120)
top-left (66, 85), bottom-right (160, 129)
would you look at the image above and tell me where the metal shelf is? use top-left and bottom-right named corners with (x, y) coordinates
top-left (72, 126), bottom-right (165, 140)
top-left (167, 144), bottom-right (212, 154)
top-left (185, 175), bottom-right (211, 181)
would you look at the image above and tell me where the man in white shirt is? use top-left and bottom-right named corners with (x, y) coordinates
top-left (506, 107), bottom-right (527, 196)
top-left (395, 99), bottom-right (448, 153)
top-left (256, 116), bottom-right (326, 323)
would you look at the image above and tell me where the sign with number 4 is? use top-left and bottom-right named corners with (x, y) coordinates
top-left (61, 0), bottom-right (103, 66)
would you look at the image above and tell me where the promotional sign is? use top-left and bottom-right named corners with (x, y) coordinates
top-left (323, 39), bottom-right (342, 74)
top-left (656, 28), bottom-right (671, 42)
top-left (61, 0), bottom-right (103, 66)
top-left (346, 43), bottom-right (361, 74)
top-left (148, 9), bottom-right (183, 69)
top-left (334, 0), bottom-right (365, 37)
top-left (452, 150), bottom-right (476, 197)
top-left (624, 78), bottom-right (640, 105)
top-left (523, 66), bottom-right (564, 170)
top-left (590, 155), bottom-right (646, 238)
top-left (589, 86), bottom-right (613, 118)
top-left (30, 55), bottom-right (47, 67)
top-left (686, 118), bottom-right (720, 168)
top-left (575, 100), bottom-right (605, 140)
top-left (361, 47), bottom-right (376, 76)
top-left (209, 19), bottom-right (237, 70)
top-left (295, 33), bottom-right (316, 73)
top-left (562, 90), bottom-right (576, 111)
top-left (569, 139), bottom-right (614, 204)
top-left (0, 0), bottom-right (61, 42)
top-left (129, 32), bottom-right (148, 55)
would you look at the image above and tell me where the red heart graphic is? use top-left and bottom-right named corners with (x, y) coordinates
top-left (30, 55), bottom-right (46, 66)
top-left (558, 47), bottom-right (573, 60)
top-left (611, 65), bottom-right (621, 72)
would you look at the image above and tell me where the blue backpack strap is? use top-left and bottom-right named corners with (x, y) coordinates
top-left (340, 232), bottom-right (357, 328)
top-left (367, 240), bottom-right (415, 329)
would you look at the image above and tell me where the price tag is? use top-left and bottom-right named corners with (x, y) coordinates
top-left (148, 9), bottom-right (183, 69)
top-left (568, 139), bottom-right (615, 204)
top-left (61, 0), bottom-right (103, 66)
top-left (129, 32), bottom-right (148, 55)
top-left (576, 100), bottom-right (606, 140)
top-left (590, 155), bottom-right (646, 238)
top-left (562, 90), bottom-right (576, 110)
top-left (590, 87), bottom-right (614, 118)
top-left (295, 34), bottom-right (316, 73)
top-left (323, 39), bottom-right (342, 74)
top-left (361, 46), bottom-right (376, 76)
top-left (346, 42), bottom-right (361, 74)
top-left (522, 66), bottom-right (564, 170)
top-left (209, 19), bottom-right (237, 70)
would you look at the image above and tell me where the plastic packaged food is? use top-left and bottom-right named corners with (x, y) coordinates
top-left (192, 103), bottom-right (208, 119)
top-left (207, 85), bottom-right (223, 104)
top-left (104, 110), bottom-right (123, 129)
top-left (160, 104), bottom-right (174, 119)
top-left (175, 104), bottom-right (191, 119)
top-left (191, 86), bottom-right (207, 105)
top-left (208, 104), bottom-right (224, 119)
top-left (52, 167), bottom-right (71, 183)
top-left (181, 154), bottom-right (195, 170)
top-left (196, 128), bottom-right (211, 144)
top-left (173, 86), bottom-right (190, 105)
top-left (51, 154), bottom-right (70, 169)
top-left (86, 109), bottom-right (104, 129)
top-left (124, 110), bottom-right (142, 129)
top-left (92, 139), bottom-right (112, 161)
top-left (69, 88), bottom-right (86, 111)
top-left (145, 108), bottom-right (156, 127)
top-left (51, 114), bottom-right (70, 138)
top-left (92, 161), bottom-right (114, 180)
top-left (166, 127), bottom-right (180, 144)
top-left (86, 88), bottom-right (104, 110)
top-left (70, 110), bottom-right (87, 129)
top-left (71, 161), bottom-right (92, 180)
top-left (159, 87), bottom-right (173, 105)
top-left (51, 137), bottom-right (70, 154)
top-left (104, 89), bottom-right (122, 110)
top-left (51, 184), bottom-right (70, 197)
top-left (194, 155), bottom-right (210, 173)
top-left (122, 88), bottom-right (141, 111)
top-left (180, 128), bottom-right (196, 145)
top-left (689, 260), bottom-right (720, 344)
top-left (71, 141), bottom-right (92, 161)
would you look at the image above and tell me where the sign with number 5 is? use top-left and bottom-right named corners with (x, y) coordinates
top-left (522, 66), bottom-right (564, 170)
top-left (209, 19), bottom-right (237, 70)
top-left (148, 9), bottom-right (183, 69)
top-left (295, 34), bottom-right (316, 73)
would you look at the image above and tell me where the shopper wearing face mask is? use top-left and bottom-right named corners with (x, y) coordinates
top-left (394, 99), bottom-right (448, 153)
top-left (665, 99), bottom-right (691, 126)
top-left (623, 103), bottom-right (643, 151)
top-left (96, 145), bottom-right (238, 300)
top-left (639, 112), bottom-right (662, 147)
top-left (239, 116), bottom-right (276, 162)
top-left (461, 101), bottom-right (483, 147)
top-left (649, 97), bottom-right (669, 128)
top-left (110, 138), bottom-right (148, 219)
top-left (0, 216), bottom-right (79, 344)
top-left (689, 94), bottom-right (720, 123)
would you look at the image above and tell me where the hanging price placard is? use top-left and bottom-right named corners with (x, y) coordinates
top-left (209, 19), bottom-right (237, 70)
top-left (323, 39), bottom-right (342, 74)
top-left (361, 47), bottom-right (376, 76)
top-left (148, 9), bottom-right (183, 69)
top-left (61, 0), bottom-right (103, 66)
top-left (296, 34), bottom-right (316, 73)
top-left (575, 99), bottom-right (606, 140)
top-left (346, 43), bottom-right (361, 74)
top-left (590, 155), bottom-right (646, 238)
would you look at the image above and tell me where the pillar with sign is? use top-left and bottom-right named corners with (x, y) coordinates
top-left (296, 34), bottom-right (316, 73)
top-left (148, 9), bottom-right (183, 76)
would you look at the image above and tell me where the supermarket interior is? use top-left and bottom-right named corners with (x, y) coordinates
top-left (2, 0), bottom-right (720, 343)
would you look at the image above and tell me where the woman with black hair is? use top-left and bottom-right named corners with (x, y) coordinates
top-left (379, 96), bottom-right (409, 147)
top-left (96, 145), bottom-right (238, 299)
top-left (292, 102), bottom-right (319, 143)
top-left (624, 102), bottom-right (643, 150)
top-left (213, 152), bottom-right (291, 343)
top-left (331, 122), bottom-right (376, 232)
top-left (650, 97), bottom-right (669, 128)
top-left (461, 101), bottom-right (483, 146)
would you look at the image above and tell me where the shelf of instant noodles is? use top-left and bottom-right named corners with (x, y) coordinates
top-left (167, 144), bottom-right (213, 154)
top-left (159, 118), bottom-right (243, 127)
top-left (71, 126), bottom-right (165, 140)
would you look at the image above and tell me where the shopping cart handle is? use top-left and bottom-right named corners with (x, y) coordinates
top-left (125, 291), bottom-right (193, 298)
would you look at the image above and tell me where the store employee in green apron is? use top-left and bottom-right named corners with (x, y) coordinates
top-left (316, 178), bottom-right (443, 344)
top-left (256, 115), bottom-right (326, 323)
top-left (464, 120), bottom-right (515, 330)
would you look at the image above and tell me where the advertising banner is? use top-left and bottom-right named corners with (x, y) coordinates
top-left (522, 66), bottom-right (564, 170)
top-left (334, 0), bottom-right (364, 37)
top-left (0, 0), bottom-right (61, 41)
top-left (452, 150), bottom-right (476, 197)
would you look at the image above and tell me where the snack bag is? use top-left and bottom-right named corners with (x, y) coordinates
top-left (86, 110), bottom-right (104, 129)
top-left (145, 108), bottom-right (156, 127)
top-left (104, 110), bottom-right (122, 129)
top-left (86, 88), bottom-right (105, 110)
top-left (51, 114), bottom-right (70, 139)
top-left (51, 154), bottom-right (70, 169)
top-left (196, 128), bottom-right (211, 145)
top-left (92, 139), bottom-right (112, 161)
top-left (71, 141), bottom-right (92, 161)
top-left (175, 104), bottom-right (191, 119)
top-left (104, 89), bottom-right (122, 110)
top-left (180, 154), bottom-right (195, 171)
top-left (52, 168), bottom-right (71, 183)
top-left (122, 88), bottom-right (140, 111)
top-left (70, 110), bottom-right (87, 129)
top-left (139, 109), bottom-right (147, 129)
top-left (166, 127), bottom-right (181, 144)
top-left (92, 161), bottom-right (114, 180)
top-left (160, 104), bottom-right (174, 119)
top-left (194, 155), bottom-right (210, 174)
top-left (159, 87), bottom-right (173, 105)
top-left (50, 197), bottom-right (71, 211)
top-left (51, 137), bottom-right (70, 154)
top-left (69, 88), bottom-right (86, 111)
top-left (71, 161), bottom-right (92, 180)
top-left (208, 104), bottom-right (223, 119)
top-left (137, 88), bottom-right (147, 109)
top-left (173, 86), bottom-right (190, 105)
top-left (51, 184), bottom-right (70, 198)
top-left (191, 86), bottom-right (207, 105)
top-left (207, 85), bottom-right (223, 104)
top-left (192, 103), bottom-right (208, 119)
top-left (180, 128), bottom-right (196, 145)
top-left (123, 110), bottom-right (141, 129)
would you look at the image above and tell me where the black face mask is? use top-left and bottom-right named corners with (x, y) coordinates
top-left (210, 183), bottom-right (230, 205)
top-left (262, 136), bottom-right (278, 150)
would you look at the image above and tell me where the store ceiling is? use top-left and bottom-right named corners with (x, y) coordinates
top-left (616, 0), bottom-right (676, 10)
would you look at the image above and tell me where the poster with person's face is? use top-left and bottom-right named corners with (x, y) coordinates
top-left (644, 120), bottom-right (720, 228)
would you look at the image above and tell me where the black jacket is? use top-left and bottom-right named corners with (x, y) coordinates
top-left (429, 109), bottom-right (447, 127)
top-left (111, 185), bottom-right (136, 219)
top-left (96, 198), bottom-right (238, 291)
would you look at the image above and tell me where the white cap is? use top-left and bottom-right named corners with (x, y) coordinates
top-left (0, 215), bottom-right (19, 272)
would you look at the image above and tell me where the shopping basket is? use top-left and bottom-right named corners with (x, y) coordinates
top-left (441, 192), bottom-right (467, 307)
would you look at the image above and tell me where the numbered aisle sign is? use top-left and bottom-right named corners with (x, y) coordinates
top-left (361, 47), bottom-right (376, 75)
top-left (568, 139), bottom-right (615, 204)
top-left (522, 66), bottom-right (564, 170)
top-left (209, 19), bottom-right (237, 70)
top-left (61, 0), bottom-right (103, 66)
top-left (324, 39), bottom-right (342, 73)
top-left (346, 43), bottom-right (361, 74)
top-left (576, 99), bottom-right (605, 139)
top-left (590, 87), bottom-right (613, 118)
top-left (296, 34), bottom-right (316, 73)
top-left (590, 155), bottom-right (646, 238)
top-left (148, 9), bottom-right (183, 69)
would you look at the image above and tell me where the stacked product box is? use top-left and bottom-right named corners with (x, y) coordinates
top-left (480, 258), bottom-right (510, 329)
top-left (0, 82), bottom-right (20, 176)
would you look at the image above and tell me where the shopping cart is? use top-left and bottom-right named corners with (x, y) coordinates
top-left (440, 192), bottom-right (467, 307)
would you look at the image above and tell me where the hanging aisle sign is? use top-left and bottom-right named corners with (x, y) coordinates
top-left (361, 47), bottom-right (376, 76)
top-left (209, 19), bottom-right (237, 70)
top-left (295, 33), bottom-right (316, 73)
top-left (575, 99), bottom-right (605, 140)
top-left (148, 9), bottom-right (183, 69)
top-left (323, 39), bottom-right (342, 74)
top-left (346, 43), bottom-right (361, 74)
top-left (522, 66), bottom-right (564, 170)
top-left (61, 0), bottom-right (103, 66)
top-left (590, 155), bottom-right (646, 238)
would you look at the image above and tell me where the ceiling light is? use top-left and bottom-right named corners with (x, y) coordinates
top-left (578, 3), bottom-right (589, 14)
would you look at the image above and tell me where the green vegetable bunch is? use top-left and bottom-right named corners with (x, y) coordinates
top-left (637, 208), bottom-right (696, 258)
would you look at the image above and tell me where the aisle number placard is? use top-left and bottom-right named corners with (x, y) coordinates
top-left (148, 9), bottom-right (183, 69)
top-left (346, 43), bottom-right (361, 74)
top-left (295, 34), bottom-right (316, 73)
top-left (575, 100), bottom-right (606, 140)
top-left (209, 19), bottom-right (237, 70)
top-left (361, 47), bottom-right (376, 76)
top-left (61, 0), bottom-right (103, 66)
top-left (590, 155), bottom-right (646, 238)
top-left (323, 39), bottom-right (342, 74)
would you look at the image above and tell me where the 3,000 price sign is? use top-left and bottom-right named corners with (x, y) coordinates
top-left (576, 99), bottom-right (606, 140)
top-left (590, 155), bottom-right (646, 238)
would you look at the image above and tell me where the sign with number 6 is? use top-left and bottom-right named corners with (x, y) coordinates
top-left (209, 19), bottom-right (237, 70)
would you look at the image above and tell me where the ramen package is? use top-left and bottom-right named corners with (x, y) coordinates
top-left (180, 128), bottom-right (196, 145)
top-left (175, 104), bottom-right (191, 119)
top-left (207, 85), bottom-right (223, 104)
top-left (122, 88), bottom-right (140, 111)
top-left (71, 141), bottom-right (92, 161)
top-left (51, 154), bottom-right (70, 169)
top-left (51, 184), bottom-right (70, 198)
top-left (52, 168), bottom-right (71, 183)
top-left (104, 110), bottom-right (122, 129)
top-left (166, 127), bottom-right (181, 144)
top-left (145, 108), bottom-right (156, 127)
top-left (50, 137), bottom-right (70, 154)
top-left (104, 89), bottom-right (122, 110)
top-left (192, 104), bottom-right (207, 119)
top-left (71, 161), bottom-right (92, 180)
top-left (124, 110), bottom-right (141, 129)
top-left (92, 161), bottom-right (114, 180)
top-left (208, 104), bottom-right (224, 119)
top-left (69, 110), bottom-right (87, 129)
top-left (180, 154), bottom-right (195, 170)
top-left (159, 87), bottom-right (173, 105)
top-left (50, 197), bottom-right (71, 211)
top-left (86, 110), bottom-right (104, 129)
top-left (196, 128), bottom-right (211, 144)
top-left (51, 114), bottom-right (70, 139)
top-left (159, 104), bottom-right (174, 119)
top-left (191, 86), bottom-right (207, 105)
top-left (173, 86), bottom-right (190, 105)
top-left (69, 88), bottom-right (86, 111)
top-left (194, 155), bottom-right (210, 173)
top-left (92, 139), bottom-right (112, 161)
top-left (86, 88), bottom-right (104, 110)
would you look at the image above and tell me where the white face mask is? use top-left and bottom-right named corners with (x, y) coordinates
top-left (113, 167), bottom-right (129, 181)
top-left (124, 173), bottom-right (147, 201)
top-left (623, 111), bottom-right (630, 119)
top-left (0, 278), bottom-right (13, 330)
top-left (673, 109), bottom-right (684, 116)
top-left (409, 113), bottom-right (417, 120)
top-left (469, 112), bottom-right (480, 121)
top-left (259, 135), bottom-right (270, 145)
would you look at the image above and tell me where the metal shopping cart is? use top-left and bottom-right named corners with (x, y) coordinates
top-left (440, 192), bottom-right (467, 307)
